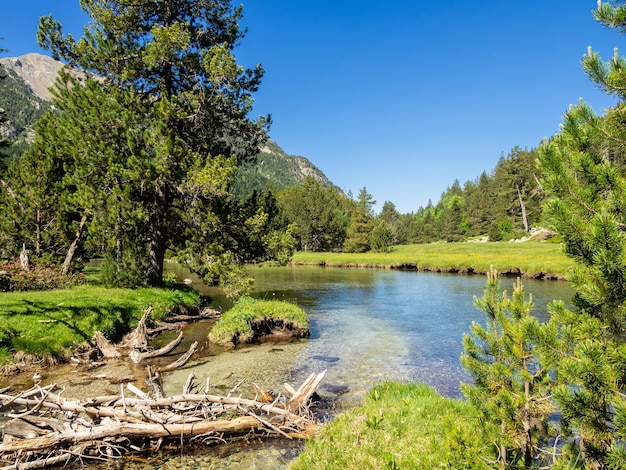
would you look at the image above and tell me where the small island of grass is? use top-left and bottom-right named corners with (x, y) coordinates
top-left (208, 297), bottom-right (310, 348)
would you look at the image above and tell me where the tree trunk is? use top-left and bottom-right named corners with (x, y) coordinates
top-left (523, 379), bottom-right (532, 468)
top-left (35, 207), bottom-right (41, 256)
top-left (517, 185), bottom-right (529, 232)
top-left (146, 189), bottom-right (167, 287)
top-left (61, 213), bottom-right (87, 276)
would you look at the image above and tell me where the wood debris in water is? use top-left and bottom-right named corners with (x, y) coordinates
top-left (0, 369), bottom-right (326, 469)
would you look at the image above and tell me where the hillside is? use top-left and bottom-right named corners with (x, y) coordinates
top-left (0, 53), bottom-right (335, 194)
top-left (0, 54), bottom-right (54, 141)
top-left (234, 140), bottom-right (337, 197)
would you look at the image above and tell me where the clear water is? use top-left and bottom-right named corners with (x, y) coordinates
top-left (243, 266), bottom-right (572, 402)
top-left (20, 264), bottom-right (575, 468)
top-left (166, 265), bottom-right (574, 407)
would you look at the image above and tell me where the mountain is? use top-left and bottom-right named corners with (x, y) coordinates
top-left (0, 53), bottom-right (336, 194)
top-left (0, 54), bottom-right (55, 141)
top-left (0, 53), bottom-right (65, 101)
top-left (234, 140), bottom-right (337, 198)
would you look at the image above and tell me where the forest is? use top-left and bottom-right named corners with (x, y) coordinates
top-left (2, 0), bottom-right (626, 468)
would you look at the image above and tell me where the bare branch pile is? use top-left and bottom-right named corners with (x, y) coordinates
top-left (0, 369), bottom-right (326, 469)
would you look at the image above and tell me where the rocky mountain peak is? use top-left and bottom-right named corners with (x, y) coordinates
top-left (0, 53), bottom-right (65, 101)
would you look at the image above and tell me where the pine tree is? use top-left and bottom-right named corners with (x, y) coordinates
top-left (536, 2), bottom-right (626, 466)
top-left (37, 0), bottom-right (268, 286)
top-left (343, 187), bottom-right (376, 253)
top-left (278, 177), bottom-right (348, 252)
top-left (461, 268), bottom-right (553, 469)
top-left (370, 220), bottom-right (394, 253)
top-left (0, 42), bottom-right (10, 170)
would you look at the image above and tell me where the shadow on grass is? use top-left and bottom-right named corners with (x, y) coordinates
top-left (0, 297), bottom-right (136, 356)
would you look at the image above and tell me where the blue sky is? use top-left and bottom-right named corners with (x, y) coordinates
top-left (0, 1), bottom-right (621, 213)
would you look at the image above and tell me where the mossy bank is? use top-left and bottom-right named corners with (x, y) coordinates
top-left (209, 297), bottom-right (310, 347)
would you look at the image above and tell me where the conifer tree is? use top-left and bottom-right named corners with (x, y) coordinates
top-left (36, 0), bottom-right (268, 286)
top-left (461, 268), bottom-right (553, 469)
top-left (0, 41), bottom-right (10, 169)
top-left (344, 187), bottom-right (376, 253)
top-left (278, 177), bottom-right (348, 252)
top-left (536, 2), bottom-right (626, 467)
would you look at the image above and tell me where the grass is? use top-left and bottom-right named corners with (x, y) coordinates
top-left (0, 283), bottom-right (199, 364)
top-left (291, 381), bottom-right (494, 469)
top-left (209, 296), bottom-right (309, 347)
top-left (292, 241), bottom-right (574, 279)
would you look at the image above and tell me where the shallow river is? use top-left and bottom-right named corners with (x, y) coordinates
top-left (10, 265), bottom-right (575, 468)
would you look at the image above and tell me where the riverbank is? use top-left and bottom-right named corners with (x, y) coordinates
top-left (0, 281), bottom-right (199, 372)
top-left (291, 241), bottom-right (573, 280)
top-left (291, 382), bottom-right (492, 469)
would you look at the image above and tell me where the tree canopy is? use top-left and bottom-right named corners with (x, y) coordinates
top-left (30, 0), bottom-right (269, 287)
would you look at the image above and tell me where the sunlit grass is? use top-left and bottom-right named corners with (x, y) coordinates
top-left (0, 284), bottom-right (199, 361)
top-left (209, 296), bottom-right (309, 346)
top-left (293, 242), bottom-right (573, 278)
top-left (291, 382), bottom-right (494, 469)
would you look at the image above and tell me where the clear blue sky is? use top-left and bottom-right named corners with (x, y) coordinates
top-left (0, 1), bottom-right (621, 213)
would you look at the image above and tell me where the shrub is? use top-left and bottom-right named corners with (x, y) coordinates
top-left (0, 260), bottom-right (85, 292)
top-left (488, 217), bottom-right (514, 241)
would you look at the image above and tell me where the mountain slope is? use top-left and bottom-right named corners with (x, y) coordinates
top-left (0, 53), bottom-right (335, 193)
top-left (0, 55), bottom-right (54, 140)
top-left (234, 140), bottom-right (336, 197)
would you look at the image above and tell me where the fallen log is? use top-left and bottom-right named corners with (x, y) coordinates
top-left (0, 415), bottom-right (265, 453)
top-left (129, 331), bottom-right (183, 363)
top-left (0, 370), bottom-right (326, 469)
top-left (159, 341), bottom-right (198, 372)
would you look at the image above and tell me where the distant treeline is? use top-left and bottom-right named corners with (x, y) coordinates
top-left (262, 145), bottom-right (543, 253)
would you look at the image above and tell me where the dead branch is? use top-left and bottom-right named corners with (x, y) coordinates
top-left (159, 341), bottom-right (198, 372)
top-left (129, 331), bottom-right (183, 363)
top-left (91, 331), bottom-right (121, 359)
top-left (287, 369), bottom-right (327, 412)
top-left (0, 370), bottom-right (326, 468)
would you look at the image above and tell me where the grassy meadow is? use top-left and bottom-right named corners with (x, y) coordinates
top-left (0, 283), bottom-right (199, 364)
top-left (292, 241), bottom-right (574, 279)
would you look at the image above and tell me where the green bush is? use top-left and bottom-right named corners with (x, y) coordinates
top-left (0, 260), bottom-right (84, 292)
top-left (488, 217), bottom-right (514, 241)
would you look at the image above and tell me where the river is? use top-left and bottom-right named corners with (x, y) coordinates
top-left (13, 265), bottom-right (576, 469)
top-left (144, 264), bottom-right (573, 469)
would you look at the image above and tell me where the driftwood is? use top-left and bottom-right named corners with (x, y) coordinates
top-left (128, 307), bottom-right (152, 351)
top-left (286, 370), bottom-right (327, 412)
top-left (159, 341), bottom-right (198, 372)
top-left (0, 370), bottom-right (326, 469)
top-left (129, 331), bottom-right (183, 363)
top-left (92, 331), bottom-right (121, 359)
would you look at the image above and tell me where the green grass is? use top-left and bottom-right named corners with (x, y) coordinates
top-left (292, 242), bottom-right (574, 278)
top-left (291, 381), bottom-right (494, 469)
top-left (0, 283), bottom-right (199, 362)
top-left (209, 296), bottom-right (309, 346)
